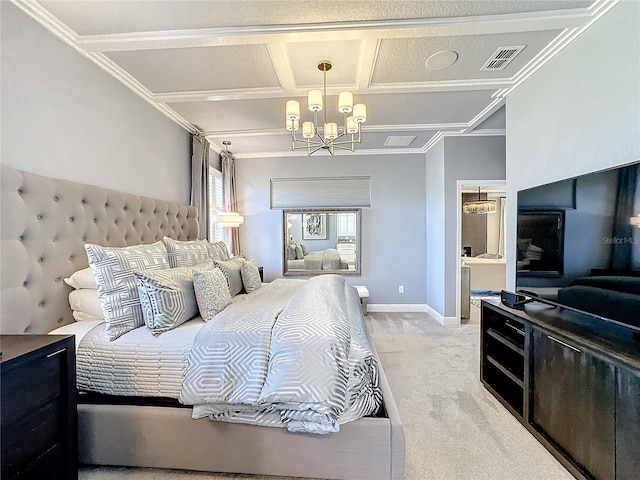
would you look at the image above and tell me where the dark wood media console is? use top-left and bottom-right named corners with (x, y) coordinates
top-left (481, 300), bottom-right (639, 480)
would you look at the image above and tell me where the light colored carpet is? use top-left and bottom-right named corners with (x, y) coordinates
top-left (79, 313), bottom-right (573, 480)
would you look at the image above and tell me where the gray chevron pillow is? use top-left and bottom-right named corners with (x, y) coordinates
top-left (135, 260), bottom-right (214, 335)
top-left (85, 241), bottom-right (169, 340)
top-left (241, 259), bottom-right (262, 293)
top-left (193, 268), bottom-right (232, 321)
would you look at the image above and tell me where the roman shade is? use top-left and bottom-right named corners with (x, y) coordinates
top-left (270, 176), bottom-right (371, 209)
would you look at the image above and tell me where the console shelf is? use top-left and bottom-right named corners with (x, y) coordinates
top-left (481, 299), bottom-right (640, 480)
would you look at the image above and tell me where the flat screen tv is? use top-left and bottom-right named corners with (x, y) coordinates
top-left (515, 161), bottom-right (640, 331)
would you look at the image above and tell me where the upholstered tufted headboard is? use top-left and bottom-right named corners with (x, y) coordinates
top-left (1, 164), bottom-right (199, 334)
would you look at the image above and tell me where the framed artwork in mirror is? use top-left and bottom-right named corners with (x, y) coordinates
top-left (302, 213), bottom-right (327, 240)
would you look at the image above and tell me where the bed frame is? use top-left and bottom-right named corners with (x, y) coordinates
top-left (0, 164), bottom-right (405, 480)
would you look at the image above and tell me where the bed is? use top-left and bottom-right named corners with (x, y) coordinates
top-left (287, 247), bottom-right (348, 271)
top-left (0, 164), bottom-right (405, 480)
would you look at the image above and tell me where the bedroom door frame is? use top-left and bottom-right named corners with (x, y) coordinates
top-left (455, 180), bottom-right (507, 324)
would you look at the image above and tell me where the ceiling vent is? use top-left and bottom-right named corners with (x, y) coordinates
top-left (480, 46), bottom-right (525, 71)
top-left (384, 135), bottom-right (416, 147)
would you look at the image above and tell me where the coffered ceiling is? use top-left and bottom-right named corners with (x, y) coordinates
top-left (15, 0), bottom-right (616, 158)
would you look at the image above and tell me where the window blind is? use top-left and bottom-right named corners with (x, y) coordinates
top-left (270, 176), bottom-right (371, 209)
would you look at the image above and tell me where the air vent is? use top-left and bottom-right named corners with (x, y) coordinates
top-left (480, 46), bottom-right (525, 71)
top-left (384, 135), bottom-right (416, 147)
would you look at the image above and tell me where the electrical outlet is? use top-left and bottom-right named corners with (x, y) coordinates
top-left (398, 285), bottom-right (404, 294)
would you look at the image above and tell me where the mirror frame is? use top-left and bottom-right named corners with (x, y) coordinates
top-left (282, 208), bottom-right (362, 276)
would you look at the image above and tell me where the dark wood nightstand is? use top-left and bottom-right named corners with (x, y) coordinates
top-left (1, 335), bottom-right (77, 480)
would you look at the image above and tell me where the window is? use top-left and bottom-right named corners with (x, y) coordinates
top-left (337, 212), bottom-right (357, 237)
top-left (208, 168), bottom-right (224, 242)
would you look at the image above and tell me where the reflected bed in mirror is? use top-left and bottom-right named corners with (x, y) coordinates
top-left (283, 209), bottom-right (361, 276)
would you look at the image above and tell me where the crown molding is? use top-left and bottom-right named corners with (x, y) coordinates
top-left (77, 10), bottom-right (593, 53)
top-left (494, 0), bottom-right (619, 99)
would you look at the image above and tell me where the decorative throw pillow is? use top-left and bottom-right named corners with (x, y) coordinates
top-left (241, 260), bottom-right (262, 294)
top-left (299, 242), bottom-right (308, 256)
top-left (64, 267), bottom-right (98, 290)
top-left (295, 245), bottom-right (304, 260)
top-left (135, 260), bottom-right (214, 335)
top-left (192, 268), bottom-right (232, 321)
top-left (213, 257), bottom-right (246, 297)
top-left (84, 241), bottom-right (169, 340)
top-left (163, 237), bottom-right (212, 268)
top-left (213, 257), bottom-right (246, 296)
top-left (208, 240), bottom-right (230, 261)
top-left (288, 242), bottom-right (298, 260)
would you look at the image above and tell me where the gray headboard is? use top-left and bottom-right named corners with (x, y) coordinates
top-left (1, 164), bottom-right (199, 334)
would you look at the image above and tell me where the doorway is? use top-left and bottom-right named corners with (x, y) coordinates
top-left (456, 181), bottom-right (506, 324)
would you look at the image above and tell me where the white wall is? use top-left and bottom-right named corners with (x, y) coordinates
top-left (1, 3), bottom-right (191, 203)
top-left (235, 153), bottom-right (427, 305)
top-left (506, 0), bottom-right (640, 288)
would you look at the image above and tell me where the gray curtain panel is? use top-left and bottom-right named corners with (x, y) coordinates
top-left (191, 135), bottom-right (210, 240)
top-left (221, 149), bottom-right (241, 255)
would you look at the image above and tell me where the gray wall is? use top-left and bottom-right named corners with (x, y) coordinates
top-left (1, 2), bottom-right (191, 203)
top-left (444, 137), bottom-right (506, 317)
top-left (505, 0), bottom-right (640, 288)
top-left (427, 136), bottom-right (506, 319)
top-left (235, 153), bottom-right (427, 305)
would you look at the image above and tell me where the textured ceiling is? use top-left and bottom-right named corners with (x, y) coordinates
top-left (21, 0), bottom-right (608, 158)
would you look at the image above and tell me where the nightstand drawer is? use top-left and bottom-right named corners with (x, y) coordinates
top-left (11, 443), bottom-right (65, 480)
top-left (0, 335), bottom-right (77, 480)
top-left (1, 348), bottom-right (65, 424)
top-left (2, 400), bottom-right (63, 478)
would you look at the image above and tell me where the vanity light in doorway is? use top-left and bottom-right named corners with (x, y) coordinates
top-left (463, 187), bottom-right (497, 215)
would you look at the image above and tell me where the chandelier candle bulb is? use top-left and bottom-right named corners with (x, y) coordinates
top-left (302, 121), bottom-right (315, 139)
top-left (285, 100), bottom-right (300, 120)
top-left (308, 90), bottom-right (323, 112)
top-left (346, 116), bottom-right (358, 134)
top-left (338, 92), bottom-right (353, 113)
top-left (353, 104), bottom-right (367, 123)
top-left (324, 122), bottom-right (338, 140)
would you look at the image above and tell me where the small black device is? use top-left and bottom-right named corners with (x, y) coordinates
top-left (500, 290), bottom-right (530, 309)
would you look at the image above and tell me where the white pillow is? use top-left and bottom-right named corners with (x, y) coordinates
top-left (64, 267), bottom-right (97, 290)
top-left (84, 241), bottom-right (170, 340)
top-left (72, 311), bottom-right (104, 322)
top-left (68, 289), bottom-right (103, 319)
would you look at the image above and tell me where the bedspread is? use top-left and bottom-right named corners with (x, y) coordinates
top-left (180, 275), bottom-right (381, 434)
top-left (303, 248), bottom-right (345, 270)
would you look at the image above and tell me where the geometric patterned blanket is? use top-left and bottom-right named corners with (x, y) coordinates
top-left (180, 275), bottom-right (382, 434)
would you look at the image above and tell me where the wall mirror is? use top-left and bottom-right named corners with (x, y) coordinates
top-left (283, 209), bottom-right (361, 276)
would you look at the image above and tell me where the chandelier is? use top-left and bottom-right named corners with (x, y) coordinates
top-left (285, 61), bottom-right (367, 155)
top-left (463, 187), bottom-right (497, 215)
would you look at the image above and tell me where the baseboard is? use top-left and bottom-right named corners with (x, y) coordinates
top-left (367, 304), bottom-right (429, 313)
top-left (424, 304), bottom-right (458, 326)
